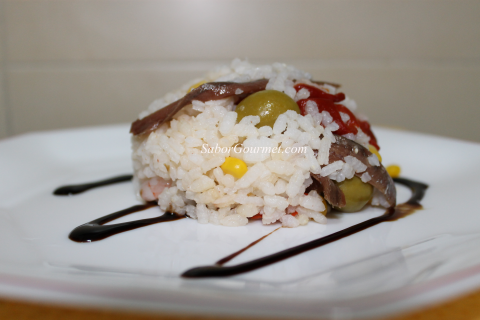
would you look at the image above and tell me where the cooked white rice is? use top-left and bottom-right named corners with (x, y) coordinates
top-left (131, 59), bottom-right (369, 227)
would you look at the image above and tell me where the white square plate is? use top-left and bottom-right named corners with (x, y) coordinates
top-left (1, 124), bottom-right (480, 319)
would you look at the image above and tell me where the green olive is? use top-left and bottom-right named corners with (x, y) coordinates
top-left (335, 176), bottom-right (373, 212)
top-left (235, 90), bottom-right (300, 128)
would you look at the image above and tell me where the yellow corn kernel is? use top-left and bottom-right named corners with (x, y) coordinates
top-left (320, 197), bottom-right (328, 215)
top-left (386, 165), bottom-right (401, 178)
top-left (187, 80), bottom-right (207, 92)
top-left (368, 144), bottom-right (382, 162)
top-left (221, 157), bottom-right (248, 179)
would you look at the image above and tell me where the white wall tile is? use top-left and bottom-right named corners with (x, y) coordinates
top-left (8, 64), bottom-right (480, 142)
top-left (0, 73), bottom-right (7, 139)
top-left (3, 0), bottom-right (480, 143)
top-left (6, 0), bottom-right (480, 62)
top-left (0, 0), bottom-right (8, 139)
top-left (304, 65), bottom-right (480, 143)
top-left (0, 1), bottom-right (3, 64)
top-left (7, 66), bottom-right (208, 135)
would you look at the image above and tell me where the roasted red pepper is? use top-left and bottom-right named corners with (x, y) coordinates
top-left (294, 84), bottom-right (379, 150)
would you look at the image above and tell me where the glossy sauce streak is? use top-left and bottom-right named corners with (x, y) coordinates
top-left (57, 174), bottom-right (427, 278)
top-left (69, 202), bottom-right (184, 242)
top-left (216, 227), bottom-right (281, 266)
top-left (54, 174), bottom-right (184, 242)
top-left (54, 174), bottom-right (133, 195)
top-left (181, 178), bottom-right (428, 278)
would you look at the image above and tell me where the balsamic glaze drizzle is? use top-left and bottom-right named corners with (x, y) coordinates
top-left (55, 174), bottom-right (428, 278)
top-left (69, 203), bottom-right (184, 242)
top-left (216, 227), bottom-right (281, 266)
top-left (181, 177), bottom-right (428, 278)
top-left (54, 174), bottom-right (133, 195)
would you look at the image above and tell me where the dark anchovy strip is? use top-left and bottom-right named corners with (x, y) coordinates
top-left (309, 174), bottom-right (346, 208)
top-left (130, 79), bottom-right (269, 136)
top-left (311, 135), bottom-right (396, 208)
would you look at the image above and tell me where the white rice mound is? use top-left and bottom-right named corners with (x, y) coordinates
top-left (131, 59), bottom-right (370, 227)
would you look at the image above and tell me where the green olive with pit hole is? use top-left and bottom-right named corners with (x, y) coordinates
top-left (235, 90), bottom-right (300, 128)
top-left (335, 176), bottom-right (374, 212)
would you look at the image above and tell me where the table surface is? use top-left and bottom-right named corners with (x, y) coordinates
top-left (2, 288), bottom-right (480, 320)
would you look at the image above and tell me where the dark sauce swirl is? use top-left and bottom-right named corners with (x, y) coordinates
top-left (54, 174), bottom-right (133, 195)
top-left (55, 174), bottom-right (428, 278)
top-left (181, 177), bottom-right (428, 278)
top-left (69, 203), bottom-right (185, 242)
top-left (216, 227), bottom-right (281, 266)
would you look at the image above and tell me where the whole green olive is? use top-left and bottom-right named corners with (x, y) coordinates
top-left (235, 90), bottom-right (300, 128)
top-left (335, 176), bottom-right (373, 212)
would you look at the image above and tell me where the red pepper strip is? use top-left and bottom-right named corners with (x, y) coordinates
top-left (296, 98), bottom-right (356, 135)
top-left (294, 84), bottom-right (379, 150)
top-left (295, 83), bottom-right (345, 102)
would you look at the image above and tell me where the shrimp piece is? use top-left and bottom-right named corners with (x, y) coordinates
top-left (140, 177), bottom-right (171, 201)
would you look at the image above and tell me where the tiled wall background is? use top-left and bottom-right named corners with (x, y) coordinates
top-left (1, 0), bottom-right (479, 142)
